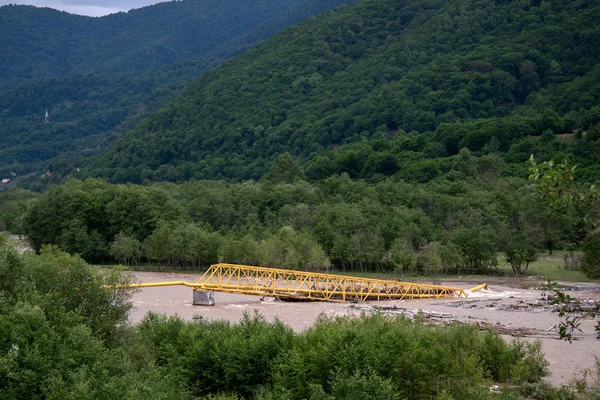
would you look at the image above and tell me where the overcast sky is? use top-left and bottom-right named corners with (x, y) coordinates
top-left (0, 0), bottom-right (165, 16)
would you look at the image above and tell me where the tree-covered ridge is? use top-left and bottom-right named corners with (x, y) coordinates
top-left (0, 0), bottom-right (302, 85)
top-left (87, 0), bottom-right (600, 183)
top-left (0, 64), bottom-right (204, 178)
top-left (0, 0), bottom-right (358, 179)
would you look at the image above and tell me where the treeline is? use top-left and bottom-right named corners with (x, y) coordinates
top-left (14, 156), bottom-right (599, 276)
top-left (0, 239), bottom-right (562, 399)
top-left (111, 223), bottom-right (329, 271)
top-left (139, 312), bottom-right (551, 399)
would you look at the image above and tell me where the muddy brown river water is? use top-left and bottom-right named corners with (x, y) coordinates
top-left (129, 271), bottom-right (600, 386)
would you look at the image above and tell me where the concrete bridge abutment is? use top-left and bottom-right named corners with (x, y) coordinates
top-left (193, 290), bottom-right (215, 306)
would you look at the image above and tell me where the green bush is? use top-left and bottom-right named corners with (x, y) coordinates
top-left (140, 312), bottom-right (295, 398)
top-left (135, 312), bottom-right (550, 399)
top-left (329, 370), bottom-right (397, 400)
top-left (505, 236), bottom-right (538, 276)
top-left (582, 230), bottom-right (600, 279)
top-left (0, 241), bottom-right (185, 399)
top-left (269, 314), bottom-right (547, 400)
top-left (0, 232), bottom-right (7, 247)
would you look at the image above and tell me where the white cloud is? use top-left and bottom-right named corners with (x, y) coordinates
top-left (57, 4), bottom-right (122, 16)
top-left (0, 0), bottom-right (161, 16)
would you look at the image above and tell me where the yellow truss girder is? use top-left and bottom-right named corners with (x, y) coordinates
top-left (116, 263), bottom-right (478, 302)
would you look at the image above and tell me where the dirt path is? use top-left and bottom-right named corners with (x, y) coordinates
top-left (128, 272), bottom-right (600, 386)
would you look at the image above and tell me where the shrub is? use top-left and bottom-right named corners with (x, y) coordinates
top-left (582, 230), bottom-right (600, 279)
top-left (0, 242), bottom-right (184, 399)
top-left (505, 237), bottom-right (538, 276)
top-left (269, 314), bottom-right (547, 399)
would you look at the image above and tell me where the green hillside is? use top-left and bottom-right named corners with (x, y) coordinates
top-left (86, 0), bottom-right (600, 184)
top-left (0, 56), bottom-right (228, 178)
top-left (0, 0), bottom-right (357, 180)
top-left (0, 0), bottom-right (301, 85)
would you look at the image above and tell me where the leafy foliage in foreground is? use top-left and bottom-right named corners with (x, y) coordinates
top-left (86, 0), bottom-right (600, 183)
top-left (528, 157), bottom-right (600, 279)
top-left (542, 281), bottom-right (600, 343)
top-left (0, 243), bottom-right (186, 399)
top-left (139, 312), bottom-right (548, 399)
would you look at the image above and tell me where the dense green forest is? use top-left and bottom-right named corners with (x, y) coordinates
top-left (6, 154), bottom-right (598, 278)
top-left (2, 237), bottom-right (583, 399)
top-left (0, 189), bottom-right (38, 232)
top-left (0, 0), bottom-right (357, 179)
top-left (0, 0), bottom-right (313, 84)
top-left (81, 0), bottom-right (600, 184)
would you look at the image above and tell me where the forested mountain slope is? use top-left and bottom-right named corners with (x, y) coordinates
top-left (0, 0), bottom-right (357, 179)
top-left (87, 0), bottom-right (600, 183)
top-left (0, 0), bottom-right (301, 85)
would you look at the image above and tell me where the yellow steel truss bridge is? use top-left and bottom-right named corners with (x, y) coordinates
top-left (114, 263), bottom-right (485, 302)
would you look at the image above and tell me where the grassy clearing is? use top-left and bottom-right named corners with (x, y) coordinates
top-left (497, 251), bottom-right (594, 283)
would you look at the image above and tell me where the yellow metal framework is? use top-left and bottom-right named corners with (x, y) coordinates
top-left (116, 263), bottom-right (479, 302)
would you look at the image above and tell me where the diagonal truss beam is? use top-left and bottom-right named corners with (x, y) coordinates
top-left (109, 263), bottom-right (486, 302)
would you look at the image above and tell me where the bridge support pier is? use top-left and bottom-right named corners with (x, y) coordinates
top-left (193, 290), bottom-right (215, 306)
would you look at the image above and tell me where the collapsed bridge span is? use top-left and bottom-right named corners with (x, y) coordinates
top-left (109, 263), bottom-right (486, 304)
